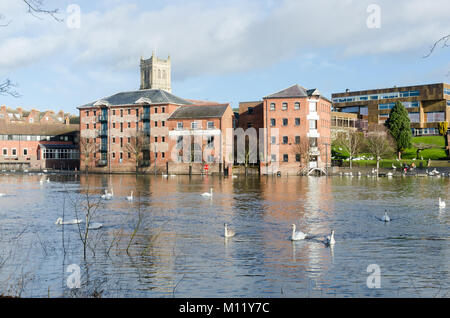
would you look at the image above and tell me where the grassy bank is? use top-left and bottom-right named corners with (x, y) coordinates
top-left (334, 135), bottom-right (449, 167)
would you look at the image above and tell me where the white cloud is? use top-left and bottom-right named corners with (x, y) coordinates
top-left (0, 0), bottom-right (449, 80)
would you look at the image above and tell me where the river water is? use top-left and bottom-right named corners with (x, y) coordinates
top-left (0, 173), bottom-right (449, 298)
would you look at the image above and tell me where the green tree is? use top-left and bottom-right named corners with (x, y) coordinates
top-left (385, 101), bottom-right (412, 160)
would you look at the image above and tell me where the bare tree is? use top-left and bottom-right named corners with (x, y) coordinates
top-left (125, 130), bottom-right (149, 174)
top-left (1, 1), bottom-right (61, 97)
top-left (79, 137), bottom-right (98, 174)
top-left (364, 126), bottom-right (394, 173)
top-left (333, 131), bottom-right (364, 169)
top-left (292, 137), bottom-right (312, 175)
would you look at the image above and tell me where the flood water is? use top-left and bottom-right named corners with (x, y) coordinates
top-left (0, 173), bottom-right (449, 298)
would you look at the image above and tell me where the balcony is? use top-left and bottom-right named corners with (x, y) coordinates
top-left (96, 159), bottom-right (108, 167)
top-left (143, 129), bottom-right (151, 136)
top-left (97, 115), bottom-right (108, 122)
top-left (96, 129), bottom-right (108, 137)
top-left (100, 144), bottom-right (108, 152)
top-left (142, 143), bottom-right (150, 151)
top-left (139, 160), bottom-right (150, 167)
top-left (141, 113), bottom-right (151, 121)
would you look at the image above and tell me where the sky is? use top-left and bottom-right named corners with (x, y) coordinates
top-left (0, 0), bottom-right (449, 115)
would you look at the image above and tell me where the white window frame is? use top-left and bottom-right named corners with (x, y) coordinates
top-left (177, 122), bottom-right (183, 130)
top-left (207, 121), bottom-right (214, 129)
top-left (23, 148), bottom-right (28, 156)
top-left (11, 148), bottom-right (17, 157)
top-left (2, 148), bottom-right (7, 157)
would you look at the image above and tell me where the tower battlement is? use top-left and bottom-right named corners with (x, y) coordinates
top-left (140, 51), bottom-right (171, 92)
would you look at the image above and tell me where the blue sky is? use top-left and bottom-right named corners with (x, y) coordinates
top-left (0, 0), bottom-right (449, 115)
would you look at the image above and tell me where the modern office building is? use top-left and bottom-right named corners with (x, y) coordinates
top-left (332, 83), bottom-right (450, 135)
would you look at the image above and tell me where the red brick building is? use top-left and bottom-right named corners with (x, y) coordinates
top-left (0, 121), bottom-right (79, 171)
top-left (167, 104), bottom-right (234, 175)
top-left (261, 85), bottom-right (332, 175)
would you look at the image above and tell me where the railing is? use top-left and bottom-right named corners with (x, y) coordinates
top-left (143, 129), bottom-right (151, 136)
top-left (96, 129), bottom-right (108, 137)
top-left (139, 160), bottom-right (150, 167)
top-left (96, 159), bottom-right (107, 167)
top-left (141, 113), bottom-right (150, 121)
top-left (100, 144), bottom-right (108, 152)
top-left (97, 115), bottom-right (108, 122)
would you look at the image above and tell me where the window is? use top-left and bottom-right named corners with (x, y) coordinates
top-left (128, 137), bottom-right (131, 143)
top-left (177, 136), bottom-right (183, 149)
top-left (271, 154), bottom-right (277, 162)
top-left (127, 122), bottom-right (131, 128)
top-left (112, 152), bottom-right (116, 159)
top-left (177, 122), bottom-right (183, 130)
top-left (425, 112), bottom-right (445, 123)
top-left (155, 108), bottom-right (158, 114)
top-left (113, 123), bottom-right (116, 129)
top-left (271, 136), bottom-right (276, 144)
top-left (23, 148), bottom-right (28, 156)
top-left (120, 152), bottom-right (123, 160)
top-left (270, 103), bottom-right (275, 111)
top-left (270, 119), bottom-right (276, 127)
top-left (128, 109), bottom-right (131, 115)
top-left (162, 121), bottom-right (165, 127)
top-left (162, 136), bottom-right (165, 143)
top-left (112, 137), bottom-right (116, 143)
top-left (120, 123), bottom-right (123, 132)
top-left (409, 112), bottom-right (420, 123)
top-left (295, 118), bottom-right (300, 126)
top-left (283, 154), bottom-right (289, 162)
top-left (86, 124), bottom-right (89, 129)
top-left (282, 136), bottom-right (288, 144)
top-left (294, 102), bottom-right (300, 110)
top-left (207, 121), bottom-right (214, 129)
top-left (191, 122), bottom-right (198, 130)
top-left (120, 137), bottom-right (123, 147)
top-left (282, 103), bottom-right (288, 111)
top-left (207, 136), bottom-right (214, 148)
top-left (128, 152), bottom-right (131, 159)
top-left (155, 137), bottom-right (158, 142)
top-left (112, 110), bottom-right (116, 116)
top-left (295, 136), bottom-right (300, 144)
top-left (282, 118), bottom-right (288, 126)
top-left (309, 138), bottom-right (318, 147)
top-left (309, 120), bottom-right (317, 129)
top-left (247, 123), bottom-right (253, 128)
top-left (2, 148), bottom-right (7, 156)
top-left (309, 102), bottom-right (317, 112)
top-left (296, 154), bottom-right (301, 162)
top-left (248, 107), bottom-right (254, 115)
top-left (162, 107), bottom-right (165, 113)
top-left (155, 121), bottom-right (158, 127)
top-left (11, 148), bottom-right (17, 156)
top-left (162, 152), bottom-right (165, 158)
top-left (86, 111), bottom-right (89, 117)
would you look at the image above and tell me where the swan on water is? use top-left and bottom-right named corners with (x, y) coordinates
top-left (290, 224), bottom-right (307, 241)
top-left (325, 230), bottom-right (335, 246)
top-left (201, 188), bottom-right (213, 197)
top-left (55, 217), bottom-right (82, 225)
top-left (88, 222), bottom-right (103, 230)
top-left (224, 223), bottom-right (235, 238)
top-left (101, 188), bottom-right (113, 200)
top-left (381, 211), bottom-right (391, 222)
top-left (439, 197), bottom-right (446, 209)
top-left (126, 191), bottom-right (133, 201)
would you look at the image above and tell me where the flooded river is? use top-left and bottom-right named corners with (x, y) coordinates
top-left (0, 173), bottom-right (449, 297)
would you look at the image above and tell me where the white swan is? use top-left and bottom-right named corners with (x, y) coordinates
top-left (392, 163), bottom-right (397, 170)
top-left (224, 223), bottom-right (235, 238)
top-left (88, 222), bottom-right (103, 230)
top-left (126, 191), bottom-right (133, 201)
top-left (55, 217), bottom-right (82, 225)
top-left (381, 211), bottom-right (391, 222)
top-left (439, 197), bottom-right (446, 208)
top-left (101, 188), bottom-right (113, 200)
top-left (232, 175), bottom-right (238, 179)
top-left (290, 224), bottom-right (307, 241)
top-left (201, 188), bottom-right (213, 197)
top-left (325, 230), bottom-right (335, 246)
top-left (387, 172), bottom-right (393, 177)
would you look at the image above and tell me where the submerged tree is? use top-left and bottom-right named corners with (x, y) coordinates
top-left (364, 126), bottom-right (394, 173)
top-left (384, 101), bottom-right (412, 160)
top-left (333, 130), bottom-right (364, 169)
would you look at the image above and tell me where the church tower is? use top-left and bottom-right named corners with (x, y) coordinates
top-left (140, 52), bottom-right (172, 93)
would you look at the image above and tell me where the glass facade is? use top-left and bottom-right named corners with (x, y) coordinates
top-left (333, 90), bottom-right (420, 103)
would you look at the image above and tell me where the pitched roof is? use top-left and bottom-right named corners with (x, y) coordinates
top-left (168, 104), bottom-right (229, 120)
top-left (78, 89), bottom-right (193, 109)
top-left (264, 84), bottom-right (310, 99)
top-left (0, 121), bottom-right (78, 135)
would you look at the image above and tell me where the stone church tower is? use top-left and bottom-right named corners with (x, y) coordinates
top-left (140, 52), bottom-right (171, 93)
